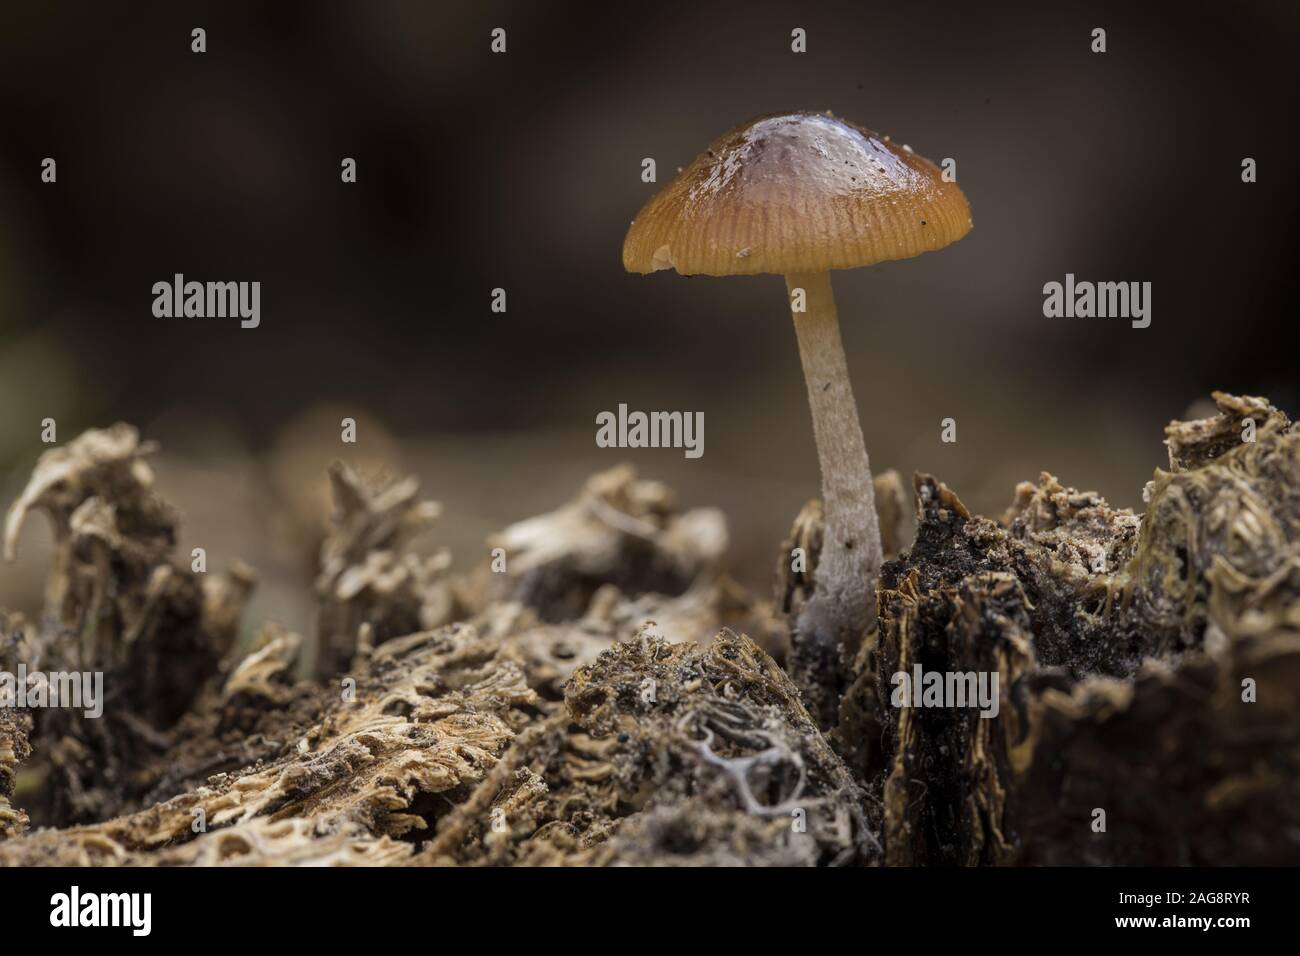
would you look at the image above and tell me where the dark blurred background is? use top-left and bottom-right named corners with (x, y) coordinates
top-left (1, 1), bottom-right (1296, 634)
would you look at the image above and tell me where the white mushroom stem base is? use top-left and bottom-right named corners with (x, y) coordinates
top-left (785, 270), bottom-right (883, 650)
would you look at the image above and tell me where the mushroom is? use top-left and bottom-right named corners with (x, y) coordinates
top-left (623, 111), bottom-right (971, 668)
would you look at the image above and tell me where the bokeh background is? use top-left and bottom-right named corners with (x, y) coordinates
top-left (2, 0), bottom-right (1296, 637)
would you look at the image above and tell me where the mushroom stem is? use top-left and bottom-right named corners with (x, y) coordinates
top-left (785, 271), bottom-right (882, 649)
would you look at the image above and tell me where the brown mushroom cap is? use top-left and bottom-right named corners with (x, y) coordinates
top-left (623, 111), bottom-right (972, 277)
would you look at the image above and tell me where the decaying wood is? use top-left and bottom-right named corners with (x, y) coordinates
top-left (315, 461), bottom-right (453, 677)
top-left (0, 426), bottom-right (254, 825)
top-left (836, 392), bottom-right (1300, 864)
top-left (0, 392), bottom-right (1296, 865)
top-left (0, 702), bottom-right (30, 839)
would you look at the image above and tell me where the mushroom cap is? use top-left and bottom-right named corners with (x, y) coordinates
top-left (623, 111), bottom-right (972, 277)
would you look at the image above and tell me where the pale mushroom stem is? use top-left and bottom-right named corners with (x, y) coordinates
top-left (785, 271), bottom-right (882, 650)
